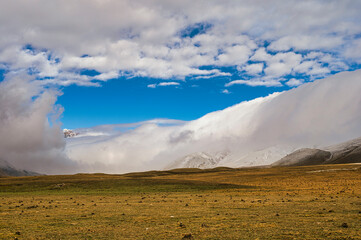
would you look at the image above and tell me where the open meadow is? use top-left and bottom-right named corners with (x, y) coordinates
top-left (1, 164), bottom-right (361, 239)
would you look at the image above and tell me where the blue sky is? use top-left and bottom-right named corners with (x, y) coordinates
top-left (58, 75), bottom-right (290, 129)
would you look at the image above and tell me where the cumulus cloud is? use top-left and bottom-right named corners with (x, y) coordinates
top-left (241, 63), bottom-right (264, 75)
top-left (217, 45), bottom-right (252, 66)
top-left (267, 35), bottom-right (343, 51)
top-left (285, 78), bottom-right (303, 87)
top-left (344, 38), bottom-right (361, 63)
top-left (0, 0), bottom-right (360, 87)
top-left (64, 70), bottom-right (361, 174)
top-left (253, 50), bottom-right (303, 78)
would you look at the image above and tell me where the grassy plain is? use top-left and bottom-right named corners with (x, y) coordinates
top-left (1, 164), bottom-right (361, 239)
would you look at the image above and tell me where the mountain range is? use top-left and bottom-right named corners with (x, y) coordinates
top-left (165, 136), bottom-right (361, 169)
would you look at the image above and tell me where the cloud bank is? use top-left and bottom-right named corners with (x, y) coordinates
top-left (63, 70), bottom-right (361, 174)
top-left (1, 70), bottom-right (360, 174)
top-left (0, 73), bottom-right (76, 174)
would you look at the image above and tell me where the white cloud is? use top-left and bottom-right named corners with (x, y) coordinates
top-left (0, 0), bottom-right (359, 87)
top-left (217, 45), bottom-right (252, 66)
top-left (250, 49), bottom-right (305, 78)
top-left (158, 82), bottom-right (180, 87)
top-left (268, 35), bottom-right (343, 51)
top-left (225, 79), bottom-right (282, 87)
top-left (304, 52), bottom-right (324, 60)
top-left (344, 38), bottom-right (361, 63)
top-left (264, 52), bottom-right (303, 77)
top-left (251, 48), bottom-right (271, 62)
top-left (147, 82), bottom-right (180, 88)
top-left (285, 78), bottom-right (303, 87)
top-left (222, 89), bottom-right (230, 94)
top-left (0, 73), bottom-right (75, 174)
top-left (308, 65), bottom-right (330, 75)
top-left (93, 71), bottom-right (119, 81)
top-left (293, 61), bottom-right (315, 74)
top-left (147, 84), bottom-right (157, 88)
top-left (241, 63), bottom-right (264, 75)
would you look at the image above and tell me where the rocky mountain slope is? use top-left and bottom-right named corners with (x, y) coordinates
top-left (272, 137), bottom-right (361, 166)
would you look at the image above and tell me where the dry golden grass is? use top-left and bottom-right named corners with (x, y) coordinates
top-left (1, 164), bottom-right (361, 239)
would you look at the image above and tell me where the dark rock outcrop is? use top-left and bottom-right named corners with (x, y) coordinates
top-left (272, 148), bottom-right (332, 166)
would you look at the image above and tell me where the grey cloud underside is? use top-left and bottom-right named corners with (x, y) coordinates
top-left (64, 70), bottom-right (361, 174)
top-left (0, 0), bottom-right (360, 86)
top-left (0, 74), bottom-right (76, 174)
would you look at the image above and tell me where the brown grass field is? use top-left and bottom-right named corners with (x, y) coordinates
top-left (1, 164), bottom-right (361, 239)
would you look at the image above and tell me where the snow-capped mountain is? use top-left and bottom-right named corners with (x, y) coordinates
top-left (165, 151), bottom-right (229, 170)
top-left (218, 145), bottom-right (296, 168)
top-left (63, 129), bottom-right (78, 138)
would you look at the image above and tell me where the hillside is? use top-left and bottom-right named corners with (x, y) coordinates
top-left (273, 137), bottom-right (361, 166)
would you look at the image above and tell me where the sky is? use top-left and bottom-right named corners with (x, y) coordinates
top-left (1, 0), bottom-right (361, 128)
top-left (1, 0), bottom-right (361, 173)
top-left (58, 76), bottom-right (289, 128)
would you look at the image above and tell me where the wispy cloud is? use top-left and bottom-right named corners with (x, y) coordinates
top-left (147, 82), bottom-right (180, 88)
top-left (158, 82), bottom-right (180, 87)
top-left (147, 84), bottom-right (157, 88)
top-left (225, 79), bottom-right (282, 87)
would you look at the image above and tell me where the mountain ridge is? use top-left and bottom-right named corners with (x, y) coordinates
top-left (0, 159), bottom-right (42, 177)
top-left (272, 136), bottom-right (361, 167)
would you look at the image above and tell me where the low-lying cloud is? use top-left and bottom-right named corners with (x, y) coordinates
top-left (0, 73), bottom-right (76, 174)
top-left (1, 70), bottom-right (360, 174)
top-left (62, 70), bottom-right (361, 174)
